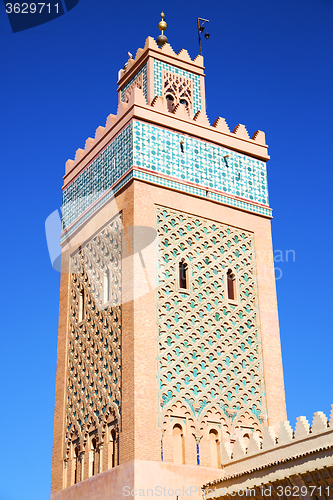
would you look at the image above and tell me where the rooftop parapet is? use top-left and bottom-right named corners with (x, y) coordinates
top-left (117, 36), bottom-right (205, 88)
top-left (204, 404), bottom-right (333, 492)
top-left (64, 85), bottom-right (268, 184)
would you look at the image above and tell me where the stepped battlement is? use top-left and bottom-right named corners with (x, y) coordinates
top-left (202, 405), bottom-right (333, 498)
top-left (220, 405), bottom-right (333, 464)
top-left (64, 84), bottom-right (268, 180)
top-left (118, 36), bottom-right (204, 85)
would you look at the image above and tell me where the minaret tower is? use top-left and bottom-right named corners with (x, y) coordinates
top-left (51, 15), bottom-right (286, 500)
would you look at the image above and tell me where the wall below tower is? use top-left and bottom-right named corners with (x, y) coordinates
top-left (51, 459), bottom-right (224, 500)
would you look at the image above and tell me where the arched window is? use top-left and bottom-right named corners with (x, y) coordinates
top-left (179, 260), bottom-right (189, 289)
top-left (108, 428), bottom-right (116, 469)
top-left (72, 443), bottom-right (79, 485)
top-left (172, 424), bottom-right (184, 464)
top-left (78, 289), bottom-right (84, 322)
top-left (166, 94), bottom-right (174, 112)
top-left (89, 437), bottom-right (97, 477)
top-left (227, 269), bottom-right (236, 301)
top-left (104, 269), bottom-right (109, 304)
top-left (243, 433), bottom-right (250, 447)
top-left (209, 429), bottom-right (221, 468)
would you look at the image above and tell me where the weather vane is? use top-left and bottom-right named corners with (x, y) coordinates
top-left (197, 17), bottom-right (210, 56)
top-left (157, 12), bottom-right (168, 47)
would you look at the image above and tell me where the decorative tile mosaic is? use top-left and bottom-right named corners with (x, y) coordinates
top-left (120, 64), bottom-right (147, 102)
top-left (153, 59), bottom-right (201, 114)
top-left (62, 123), bottom-right (133, 231)
top-left (61, 120), bottom-right (270, 238)
top-left (156, 206), bottom-right (268, 433)
top-left (133, 121), bottom-right (269, 206)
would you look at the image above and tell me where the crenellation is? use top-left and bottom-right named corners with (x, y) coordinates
top-left (116, 100), bottom-right (128, 119)
top-left (176, 48), bottom-right (193, 63)
top-left (277, 420), bottom-right (293, 445)
top-left (84, 137), bottom-right (94, 152)
top-left (252, 129), bottom-right (266, 145)
top-left (119, 35), bottom-right (205, 87)
top-left (65, 97), bottom-right (267, 176)
top-left (233, 123), bottom-right (251, 140)
top-left (330, 404), bottom-right (333, 427)
top-left (65, 159), bottom-right (74, 174)
top-left (64, 54), bottom-right (268, 178)
top-left (150, 95), bottom-right (167, 112)
top-left (246, 432), bottom-right (261, 455)
top-left (172, 102), bottom-right (189, 120)
top-left (232, 437), bottom-right (247, 460)
top-left (193, 54), bottom-right (204, 66)
top-left (74, 148), bottom-right (84, 163)
top-left (294, 416), bottom-right (310, 440)
top-left (216, 407), bottom-right (333, 466)
top-left (158, 41), bottom-right (177, 58)
top-left (134, 47), bottom-right (144, 61)
top-left (94, 125), bottom-right (105, 142)
top-left (105, 113), bottom-right (116, 131)
top-left (262, 426), bottom-right (277, 450)
top-left (143, 35), bottom-right (159, 52)
top-left (126, 57), bottom-right (135, 72)
top-left (193, 109), bottom-right (210, 127)
top-left (212, 117), bottom-right (231, 133)
top-left (312, 411), bottom-right (328, 433)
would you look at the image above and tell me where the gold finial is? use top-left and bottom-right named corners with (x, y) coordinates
top-left (157, 12), bottom-right (168, 47)
top-left (158, 12), bottom-right (167, 33)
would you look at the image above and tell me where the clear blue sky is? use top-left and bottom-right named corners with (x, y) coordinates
top-left (1, 1), bottom-right (332, 499)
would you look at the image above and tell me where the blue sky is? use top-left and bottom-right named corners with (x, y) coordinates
top-left (1, 0), bottom-right (332, 499)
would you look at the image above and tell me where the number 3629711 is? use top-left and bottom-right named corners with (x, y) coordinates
top-left (5, 3), bottom-right (59, 14)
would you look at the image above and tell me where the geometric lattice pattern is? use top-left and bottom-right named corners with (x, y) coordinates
top-left (133, 121), bottom-right (269, 205)
top-left (120, 64), bottom-right (147, 103)
top-left (156, 206), bottom-right (267, 432)
top-left (62, 121), bottom-right (270, 236)
top-left (154, 59), bottom-right (201, 114)
top-left (162, 70), bottom-right (193, 114)
top-left (62, 123), bottom-right (133, 231)
top-left (66, 215), bottom-right (122, 445)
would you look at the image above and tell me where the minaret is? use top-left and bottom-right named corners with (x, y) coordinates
top-left (51, 15), bottom-right (286, 500)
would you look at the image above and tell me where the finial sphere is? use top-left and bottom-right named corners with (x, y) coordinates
top-left (157, 12), bottom-right (168, 46)
top-left (157, 34), bottom-right (168, 47)
top-left (158, 12), bottom-right (167, 32)
top-left (158, 20), bottom-right (167, 32)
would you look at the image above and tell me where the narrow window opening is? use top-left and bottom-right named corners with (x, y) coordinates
top-left (180, 98), bottom-right (188, 109)
top-left (180, 141), bottom-right (184, 153)
top-left (179, 260), bottom-right (188, 289)
top-left (209, 429), bottom-right (221, 468)
top-left (173, 424), bottom-right (184, 464)
top-left (108, 428), bottom-right (116, 469)
top-left (227, 270), bottom-right (236, 301)
top-left (166, 94), bottom-right (174, 112)
top-left (73, 445), bottom-right (79, 485)
top-left (237, 171), bottom-right (241, 180)
top-left (89, 438), bottom-right (97, 477)
top-left (78, 289), bottom-right (84, 322)
top-left (224, 155), bottom-right (229, 167)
